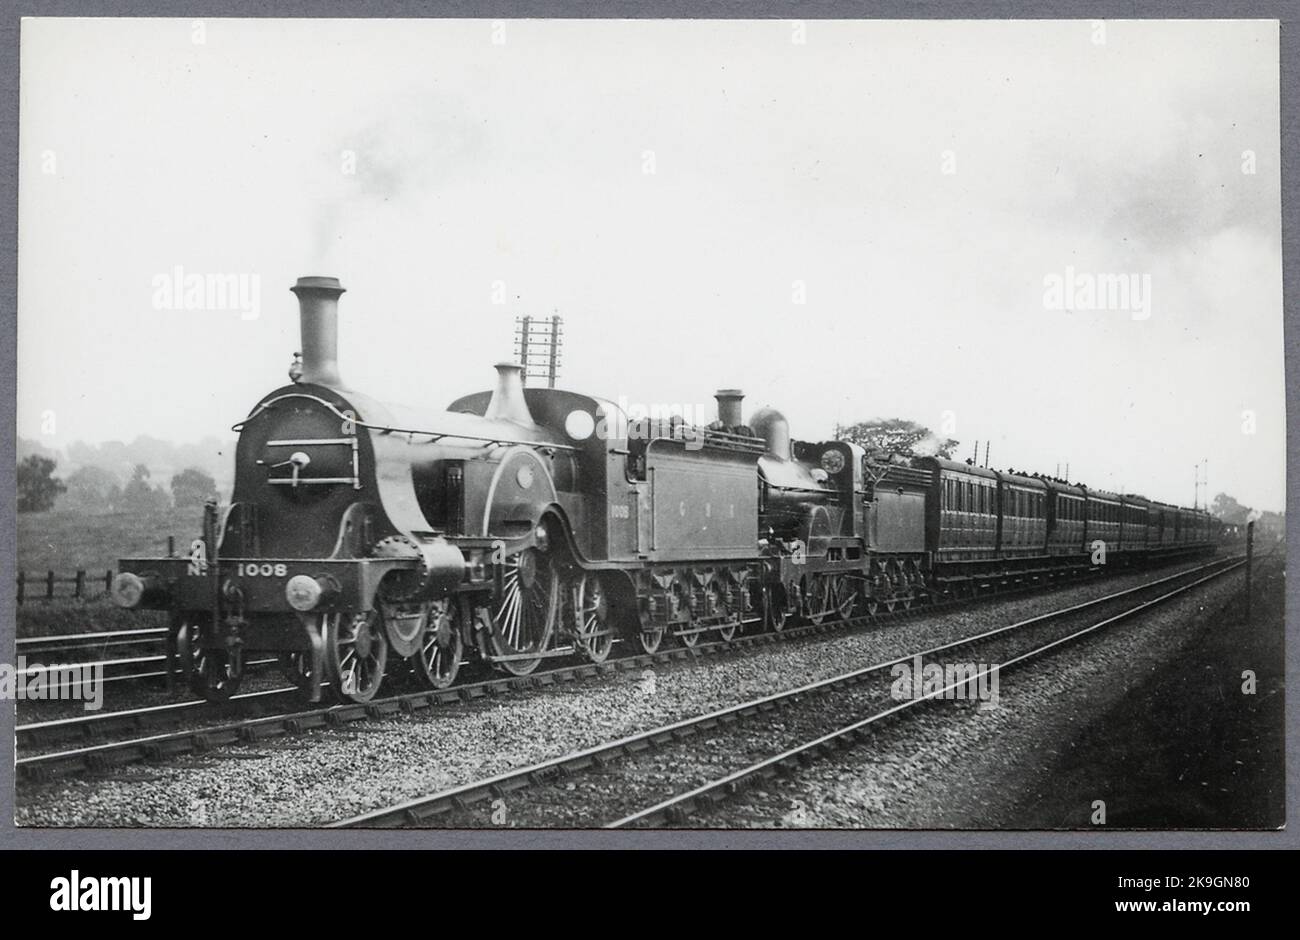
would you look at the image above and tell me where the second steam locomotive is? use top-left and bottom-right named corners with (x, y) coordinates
top-left (112, 277), bottom-right (1219, 703)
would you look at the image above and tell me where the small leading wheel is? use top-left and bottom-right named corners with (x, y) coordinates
top-left (807, 576), bottom-right (835, 625)
top-left (669, 579), bottom-right (699, 649)
top-left (832, 575), bottom-right (858, 621)
top-left (488, 546), bottom-right (559, 676)
top-left (712, 582), bottom-right (738, 642)
top-left (178, 617), bottom-right (241, 702)
top-left (574, 572), bottom-right (615, 664)
top-left (194, 648), bottom-right (241, 701)
top-left (277, 651), bottom-right (315, 694)
top-left (324, 609), bottom-right (389, 703)
top-left (637, 617), bottom-right (665, 654)
top-left (414, 599), bottom-right (464, 689)
top-left (765, 583), bottom-right (790, 633)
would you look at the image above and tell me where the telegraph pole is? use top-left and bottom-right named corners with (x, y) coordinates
top-left (513, 314), bottom-right (564, 387)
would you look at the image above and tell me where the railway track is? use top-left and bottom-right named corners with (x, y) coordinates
top-left (13, 627), bottom-right (276, 693)
top-left (329, 554), bottom-right (1244, 828)
top-left (15, 553), bottom-right (1231, 783)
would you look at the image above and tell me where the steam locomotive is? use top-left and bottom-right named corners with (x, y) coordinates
top-left (111, 277), bottom-right (1219, 704)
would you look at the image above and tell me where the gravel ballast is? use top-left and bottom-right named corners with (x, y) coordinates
top-left (14, 557), bottom-right (1237, 827)
top-left (693, 566), bottom-right (1259, 829)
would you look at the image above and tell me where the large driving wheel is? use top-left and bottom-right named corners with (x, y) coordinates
top-left (488, 546), bottom-right (559, 676)
top-left (414, 598), bottom-right (464, 689)
top-left (323, 609), bottom-right (389, 703)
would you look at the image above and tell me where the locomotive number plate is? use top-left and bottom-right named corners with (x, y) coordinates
top-left (236, 562), bottom-right (289, 577)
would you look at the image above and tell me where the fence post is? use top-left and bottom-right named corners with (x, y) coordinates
top-left (46, 570), bottom-right (55, 600)
top-left (75, 569), bottom-right (85, 599)
top-left (16, 571), bottom-right (24, 605)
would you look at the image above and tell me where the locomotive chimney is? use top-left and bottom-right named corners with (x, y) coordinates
top-left (485, 362), bottom-right (536, 428)
top-left (290, 276), bottom-right (346, 386)
top-left (715, 389), bottom-right (744, 428)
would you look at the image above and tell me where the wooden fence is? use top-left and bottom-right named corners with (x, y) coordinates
top-left (16, 569), bottom-right (114, 604)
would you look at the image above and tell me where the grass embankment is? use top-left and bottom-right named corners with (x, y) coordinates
top-left (15, 507), bottom-right (200, 637)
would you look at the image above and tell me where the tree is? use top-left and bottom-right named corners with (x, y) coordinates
top-left (63, 465), bottom-right (123, 513)
top-left (170, 467), bottom-right (218, 509)
top-left (121, 463), bottom-right (171, 513)
top-left (17, 455), bottom-right (66, 513)
top-left (835, 418), bottom-right (960, 460)
top-left (1210, 492), bottom-right (1252, 526)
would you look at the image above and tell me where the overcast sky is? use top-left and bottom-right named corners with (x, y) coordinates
top-left (18, 18), bottom-right (1283, 510)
